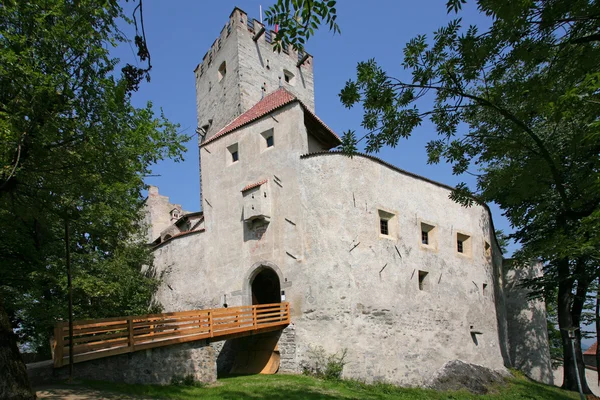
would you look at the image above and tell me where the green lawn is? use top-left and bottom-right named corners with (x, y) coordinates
top-left (83, 372), bottom-right (581, 400)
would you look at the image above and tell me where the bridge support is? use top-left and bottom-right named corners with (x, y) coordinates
top-left (50, 340), bottom-right (216, 385)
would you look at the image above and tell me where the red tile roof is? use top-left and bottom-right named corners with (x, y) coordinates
top-left (241, 179), bottom-right (267, 192)
top-left (200, 87), bottom-right (340, 147)
top-left (585, 342), bottom-right (597, 355)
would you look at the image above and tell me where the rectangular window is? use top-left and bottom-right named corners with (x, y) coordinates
top-left (421, 230), bottom-right (428, 245)
top-left (482, 283), bottom-right (488, 296)
top-left (420, 222), bottom-right (436, 249)
top-left (380, 218), bottom-right (389, 235)
top-left (456, 232), bottom-right (471, 256)
top-left (418, 270), bottom-right (429, 291)
top-left (227, 143), bottom-right (239, 165)
top-left (266, 135), bottom-right (274, 147)
top-left (261, 128), bottom-right (274, 151)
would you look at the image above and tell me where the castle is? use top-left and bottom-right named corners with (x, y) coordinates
top-left (144, 7), bottom-right (553, 386)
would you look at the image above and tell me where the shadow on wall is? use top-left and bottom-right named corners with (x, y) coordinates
top-left (504, 261), bottom-right (554, 385)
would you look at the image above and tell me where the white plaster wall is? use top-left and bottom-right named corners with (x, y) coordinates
top-left (291, 153), bottom-right (508, 385)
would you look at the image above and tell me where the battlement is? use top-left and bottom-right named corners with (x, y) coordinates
top-left (193, 7), bottom-right (316, 141)
top-left (193, 7), bottom-right (313, 79)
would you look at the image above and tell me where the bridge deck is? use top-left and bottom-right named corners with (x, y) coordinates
top-left (52, 302), bottom-right (290, 368)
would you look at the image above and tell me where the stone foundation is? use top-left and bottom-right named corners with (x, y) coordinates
top-left (32, 340), bottom-right (216, 385)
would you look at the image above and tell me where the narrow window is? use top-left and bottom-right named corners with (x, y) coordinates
top-left (227, 143), bottom-right (239, 164)
top-left (418, 271), bottom-right (429, 291)
top-left (456, 232), bottom-right (471, 256)
top-left (482, 283), bottom-right (488, 296)
top-left (380, 218), bottom-right (389, 235)
top-left (218, 61), bottom-right (227, 81)
top-left (261, 128), bottom-right (274, 151)
top-left (283, 69), bottom-right (295, 85)
top-left (484, 241), bottom-right (491, 258)
top-left (420, 222), bottom-right (436, 248)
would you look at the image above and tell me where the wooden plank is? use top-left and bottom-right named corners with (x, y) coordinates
top-left (69, 330), bottom-right (129, 345)
top-left (72, 338), bottom-right (129, 355)
top-left (256, 315), bottom-right (288, 324)
top-left (134, 326), bottom-right (211, 343)
top-left (133, 332), bottom-right (211, 352)
top-left (211, 309), bottom-right (254, 319)
top-left (212, 320), bottom-right (254, 331)
top-left (132, 315), bottom-right (209, 327)
top-left (53, 326), bottom-right (64, 368)
top-left (68, 324), bottom-right (128, 336)
top-left (256, 310), bottom-right (287, 319)
top-left (133, 320), bottom-right (211, 333)
top-left (69, 345), bottom-right (131, 364)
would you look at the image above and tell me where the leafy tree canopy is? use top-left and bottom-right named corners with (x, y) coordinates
top-left (0, 0), bottom-right (188, 356)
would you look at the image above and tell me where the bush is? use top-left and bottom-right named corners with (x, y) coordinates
top-left (301, 345), bottom-right (347, 380)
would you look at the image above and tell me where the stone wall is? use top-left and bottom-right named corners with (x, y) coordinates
top-left (51, 341), bottom-right (216, 385)
top-left (504, 260), bottom-right (553, 384)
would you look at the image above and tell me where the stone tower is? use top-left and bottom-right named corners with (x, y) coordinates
top-left (193, 7), bottom-right (315, 141)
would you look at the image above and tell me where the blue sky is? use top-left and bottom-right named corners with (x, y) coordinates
top-left (114, 0), bottom-right (517, 255)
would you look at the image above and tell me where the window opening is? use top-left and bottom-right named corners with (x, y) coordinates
top-left (421, 230), bottom-right (428, 245)
top-left (283, 69), bottom-right (295, 85)
top-left (380, 218), bottom-right (389, 235)
top-left (232, 151), bottom-right (239, 162)
top-left (227, 143), bottom-right (239, 164)
top-left (418, 271), bottom-right (429, 291)
top-left (218, 61), bottom-right (227, 81)
top-left (457, 239), bottom-right (464, 253)
top-left (456, 232), bottom-right (471, 255)
top-left (484, 241), bottom-right (491, 258)
top-left (482, 283), bottom-right (488, 296)
top-left (266, 135), bottom-right (274, 147)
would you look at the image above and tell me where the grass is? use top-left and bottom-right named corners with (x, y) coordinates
top-left (80, 371), bottom-right (582, 400)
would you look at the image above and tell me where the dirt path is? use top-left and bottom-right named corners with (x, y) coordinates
top-left (35, 385), bottom-right (149, 399)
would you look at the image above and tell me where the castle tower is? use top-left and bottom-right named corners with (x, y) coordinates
top-left (193, 7), bottom-right (315, 141)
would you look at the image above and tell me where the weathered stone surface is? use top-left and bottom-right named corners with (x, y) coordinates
top-left (427, 360), bottom-right (509, 394)
top-left (42, 341), bottom-right (216, 385)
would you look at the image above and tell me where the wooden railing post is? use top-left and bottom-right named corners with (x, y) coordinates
top-left (286, 302), bottom-right (290, 323)
top-left (253, 305), bottom-right (258, 330)
top-left (208, 311), bottom-right (213, 338)
top-left (53, 324), bottom-right (64, 368)
top-left (127, 317), bottom-right (134, 352)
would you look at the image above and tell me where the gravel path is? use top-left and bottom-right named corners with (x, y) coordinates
top-left (35, 385), bottom-right (148, 399)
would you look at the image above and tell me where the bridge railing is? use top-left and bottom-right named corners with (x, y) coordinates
top-left (52, 302), bottom-right (290, 368)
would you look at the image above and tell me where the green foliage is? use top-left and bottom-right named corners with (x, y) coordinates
top-left (170, 374), bottom-right (205, 387)
top-left (265, 0), bottom-right (340, 53)
top-left (301, 345), bottom-right (347, 380)
top-left (0, 0), bottom-right (188, 355)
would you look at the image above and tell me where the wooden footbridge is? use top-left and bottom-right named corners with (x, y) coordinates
top-left (52, 302), bottom-right (290, 368)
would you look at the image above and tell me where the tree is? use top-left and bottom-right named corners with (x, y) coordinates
top-left (268, 0), bottom-right (600, 393)
top-left (0, 0), bottom-right (187, 396)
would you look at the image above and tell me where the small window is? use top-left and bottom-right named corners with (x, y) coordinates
top-left (420, 222), bottom-right (437, 249)
top-left (418, 270), bottom-right (430, 291)
top-left (482, 283), bottom-right (488, 296)
top-left (377, 209), bottom-right (396, 239)
top-left (283, 69), bottom-right (295, 86)
top-left (260, 128), bottom-right (274, 151)
top-left (218, 61), bottom-right (227, 81)
top-left (456, 232), bottom-right (472, 256)
top-left (484, 241), bottom-right (491, 259)
top-left (380, 218), bottom-right (389, 235)
top-left (227, 143), bottom-right (239, 164)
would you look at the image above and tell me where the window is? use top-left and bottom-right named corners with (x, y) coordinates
top-left (419, 221), bottom-right (437, 249)
top-left (227, 143), bottom-right (239, 164)
top-left (380, 218), bottom-right (389, 235)
top-left (482, 283), bottom-right (488, 296)
top-left (418, 270), bottom-right (429, 291)
top-left (484, 241), bottom-right (492, 259)
top-left (218, 61), bottom-right (227, 81)
top-left (261, 128), bottom-right (274, 150)
top-left (283, 69), bottom-right (295, 85)
top-left (456, 232), bottom-right (472, 256)
top-left (377, 209), bottom-right (397, 239)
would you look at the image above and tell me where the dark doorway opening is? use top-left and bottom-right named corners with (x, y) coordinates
top-left (251, 267), bottom-right (280, 305)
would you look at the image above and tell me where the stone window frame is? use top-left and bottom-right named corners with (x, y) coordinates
top-left (377, 208), bottom-right (398, 240)
top-left (418, 219), bottom-right (438, 252)
top-left (283, 69), bottom-right (296, 86)
top-left (455, 230), bottom-right (473, 258)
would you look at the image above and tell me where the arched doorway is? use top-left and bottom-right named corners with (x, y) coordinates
top-left (251, 267), bottom-right (281, 305)
top-left (227, 266), bottom-right (282, 376)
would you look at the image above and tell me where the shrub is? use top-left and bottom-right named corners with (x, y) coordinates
top-left (301, 345), bottom-right (347, 380)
